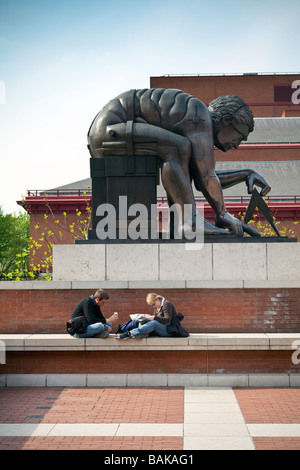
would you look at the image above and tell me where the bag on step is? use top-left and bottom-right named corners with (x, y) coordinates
top-left (116, 320), bottom-right (139, 334)
top-left (67, 315), bottom-right (88, 336)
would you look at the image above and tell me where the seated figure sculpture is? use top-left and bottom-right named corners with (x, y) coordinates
top-left (87, 88), bottom-right (271, 236)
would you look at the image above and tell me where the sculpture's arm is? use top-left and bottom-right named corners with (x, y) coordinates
top-left (173, 98), bottom-right (262, 236)
top-left (188, 133), bottom-right (244, 235)
top-left (216, 169), bottom-right (271, 196)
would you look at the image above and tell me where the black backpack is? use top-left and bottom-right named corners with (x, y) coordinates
top-left (67, 316), bottom-right (88, 336)
top-left (116, 320), bottom-right (139, 334)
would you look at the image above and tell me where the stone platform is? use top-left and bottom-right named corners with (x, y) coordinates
top-left (52, 241), bottom-right (300, 282)
top-left (1, 239), bottom-right (299, 389)
top-left (1, 332), bottom-right (300, 387)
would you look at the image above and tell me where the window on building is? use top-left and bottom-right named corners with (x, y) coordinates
top-left (274, 85), bottom-right (292, 103)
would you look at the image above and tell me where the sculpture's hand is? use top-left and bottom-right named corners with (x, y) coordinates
top-left (245, 170), bottom-right (271, 196)
top-left (215, 212), bottom-right (244, 236)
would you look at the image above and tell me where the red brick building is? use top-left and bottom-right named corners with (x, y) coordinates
top-left (150, 73), bottom-right (300, 117)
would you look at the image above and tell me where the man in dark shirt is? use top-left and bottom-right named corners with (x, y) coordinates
top-left (71, 289), bottom-right (118, 338)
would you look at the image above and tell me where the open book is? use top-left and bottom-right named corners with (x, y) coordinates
top-left (130, 314), bottom-right (151, 321)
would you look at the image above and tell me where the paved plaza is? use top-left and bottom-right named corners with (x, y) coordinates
top-left (0, 386), bottom-right (300, 451)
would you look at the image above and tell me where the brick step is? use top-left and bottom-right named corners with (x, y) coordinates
top-left (1, 333), bottom-right (299, 388)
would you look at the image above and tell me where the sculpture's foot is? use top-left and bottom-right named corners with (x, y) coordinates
top-left (182, 215), bottom-right (230, 237)
top-left (203, 218), bottom-right (230, 235)
top-left (183, 216), bottom-right (261, 238)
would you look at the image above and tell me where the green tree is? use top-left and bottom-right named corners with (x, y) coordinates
top-left (0, 206), bottom-right (30, 277)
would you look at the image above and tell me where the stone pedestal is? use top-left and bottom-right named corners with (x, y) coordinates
top-left (53, 241), bottom-right (300, 282)
top-left (90, 156), bottom-right (159, 238)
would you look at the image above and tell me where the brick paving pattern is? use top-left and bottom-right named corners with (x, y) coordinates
top-left (0, 387), bottom-right (184, 450)
top-left (234, 387), bottom-right (300, 450)
top-left (0, 387), bottom-right (184, 424)
top-left (0, 436), bottom-right (182, 451)
top-left (233, 387), bottom-right (300, 423)
top-left (253, 437), bottom-right (300, 450)
top-left (0, 386), bottom-right (299, 450)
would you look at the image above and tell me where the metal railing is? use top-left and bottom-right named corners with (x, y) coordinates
top-left (157, 195), bottom-right (300, 204)
top-left (161, 72), bottom-right (300, 77)
top-left (26, 189), bottom-right (92, 197)
top-left (25, 190), bottom-right (300, 204)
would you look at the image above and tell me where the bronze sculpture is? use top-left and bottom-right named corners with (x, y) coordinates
top-left (87, 88), bottom-right (271, 237)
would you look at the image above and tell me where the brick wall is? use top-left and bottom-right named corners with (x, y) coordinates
top-left (150, 74), bottom-right (300, 118)
top-left (1, 287), bottom-right (299, 334)
top-left (1, 350), bottom-right (298, 375)
top-left (215, 145), bottom-right (300, 162)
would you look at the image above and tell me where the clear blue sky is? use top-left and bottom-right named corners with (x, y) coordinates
top-left (0, 0), bottom-right (299, 213)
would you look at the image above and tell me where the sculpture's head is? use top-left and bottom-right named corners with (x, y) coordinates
top-left (208, 95), bottom-right (254, 152)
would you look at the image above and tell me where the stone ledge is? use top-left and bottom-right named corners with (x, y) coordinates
top-left (1, 333), bottom-right (300, 351)
top-left (1, 373), bottom-right (300, 388)
top-left (1, 279), bottom-right (300, 290)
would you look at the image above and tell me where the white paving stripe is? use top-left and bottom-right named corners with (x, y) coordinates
top-left (183, 437), bottom-right (255, 450)
top-left (0, 424), bottom-right (56, 436)
top-left (183, 387), bottom-right (255, 450)
top-left (247, 424), bottom-right (300, 437)
top-left (48, 423), bottom-right (183, 437)
top-left (48, 424), bottom-right (119, 436)
top-left (116, 424), bottom-right (183, 436)
top-left (0, 423), bottom-right (182, 437)
top-left (1, 422), bottom-right (299, 439)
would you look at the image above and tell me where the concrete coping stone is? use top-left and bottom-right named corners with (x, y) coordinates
top-left (1, 333), bottom-right (300, 352)
top-left (1, 280), bottom-right (300, 290)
